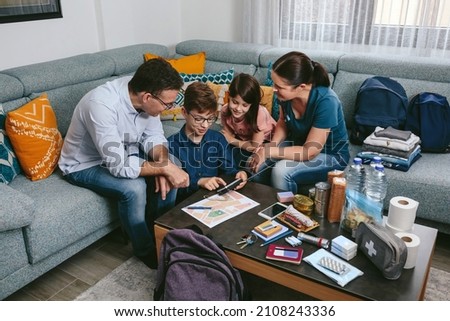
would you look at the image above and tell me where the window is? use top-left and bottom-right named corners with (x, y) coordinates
top-left (245, 0), bottom-right (450, 57)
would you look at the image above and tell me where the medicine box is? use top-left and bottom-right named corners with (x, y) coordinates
top-left (331, 235), bottom-right (357, 261)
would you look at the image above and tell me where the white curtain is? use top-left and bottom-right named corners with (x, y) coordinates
top-left (243, 0), bottom-right (450, 57)
top-left (243, 0), bottom-right (281, 45)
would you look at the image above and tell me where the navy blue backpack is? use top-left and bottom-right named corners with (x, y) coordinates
top-left (350, 76), bottom-right (408, 145)
top-left (405, 92), bottom-right (450, 153)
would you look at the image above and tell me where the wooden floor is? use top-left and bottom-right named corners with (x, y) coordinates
top-left (4, 229), bottom-right (133, 301)
top-left (4, 228), bottom-right (450, 301)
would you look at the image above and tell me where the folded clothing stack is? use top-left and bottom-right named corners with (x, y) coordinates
top-left (357, 126), bottom-right (421, 172)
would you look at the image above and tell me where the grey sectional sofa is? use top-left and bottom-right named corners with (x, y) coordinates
top-left (0, 43), bottom-right (185, 300)
top-left (1, 39), bottom-right (449, 300)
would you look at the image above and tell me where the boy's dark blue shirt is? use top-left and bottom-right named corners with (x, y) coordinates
top-left (168, 125), bottom-right (239, 202)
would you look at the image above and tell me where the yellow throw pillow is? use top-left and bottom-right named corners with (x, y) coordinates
top-left (143, 51), bottom-right (206, 74)
top-left (260, 85), bottom-right (274, 114)
top-left (5, 94), bottom-right (63, 181)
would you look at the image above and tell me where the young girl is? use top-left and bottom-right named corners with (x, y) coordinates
top-left (221, 73), bottom-right (277, 168)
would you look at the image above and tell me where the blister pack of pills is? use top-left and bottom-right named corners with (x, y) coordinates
top-left (318, 256), bottom-right (350, 276)
top-left (303, 248), bottom-right (364, 287)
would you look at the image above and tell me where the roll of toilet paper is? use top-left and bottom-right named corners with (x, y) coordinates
top-left (387, 196), bottom-right (419, 232)
top-left (396, 232), bottom-right (420, 269)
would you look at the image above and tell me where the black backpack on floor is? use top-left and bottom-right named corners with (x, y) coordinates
top-left (154, 226), bottom-right (248, 301)
top-left (350, 76), bottom-right (408, 145)
top-left (405, 92), bottom-right (450, 153)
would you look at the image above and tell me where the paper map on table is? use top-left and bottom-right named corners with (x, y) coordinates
top-left (182, 190), bottom-right (259, 228)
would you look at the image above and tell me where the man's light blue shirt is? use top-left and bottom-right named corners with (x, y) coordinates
top-left (58, 77), bottom-right (167, 178)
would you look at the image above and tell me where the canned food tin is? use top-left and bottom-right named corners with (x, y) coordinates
top-left (293, 194), bottom-right (314, 215)
top-left (314, 182), bottom-right (331, 217)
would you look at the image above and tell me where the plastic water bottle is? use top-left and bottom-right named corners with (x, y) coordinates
top-left (369, 156), bottom-right (382, 170)
top-left (367, 156), bottom-right (382, 177)
top-left (346, 157), bottom-right (366, 193)
top-left (365, 164), bottom-right (388, 202)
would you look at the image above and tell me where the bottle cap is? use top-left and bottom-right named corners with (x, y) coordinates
top-left (374, 164), bottom-right (385, 171)
top-left (353, 157), bottom-right (362, 164)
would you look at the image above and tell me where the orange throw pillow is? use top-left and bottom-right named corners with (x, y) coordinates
top-left (144, 51), bottom-right (206, 74)
top-left (5, 94), bottom-right (63, 181)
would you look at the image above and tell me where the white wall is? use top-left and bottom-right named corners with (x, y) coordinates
top-left (0, 0), bottom-right (244, 70)
top-left (179, 0), bottom-right (244, 43)
top-left (0, 0), bottom-right (98, 69)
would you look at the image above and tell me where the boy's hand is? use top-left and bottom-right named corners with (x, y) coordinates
top-left (234, 171), bottom-right (248, 190)
top-left (198, 177), bottom-right (227, 191)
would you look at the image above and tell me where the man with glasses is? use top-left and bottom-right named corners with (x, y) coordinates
top-left (58, 58), bottom-right (189, 269)
top-left (168, 82), bottom-right (247, 203)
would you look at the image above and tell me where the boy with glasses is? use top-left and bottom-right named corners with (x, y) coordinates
top-left (168, 82), bottom-right (248, 203)
top-left (58, 58), bottom-right (189, 269)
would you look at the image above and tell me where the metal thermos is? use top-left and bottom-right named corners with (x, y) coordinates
top-left (314, 182), bottom-right (331, 218)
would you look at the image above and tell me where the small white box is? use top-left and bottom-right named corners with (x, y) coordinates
top-left (331, 244), bottom-right (357, 261)
top-left (332, 235), bottom-right (357, 257)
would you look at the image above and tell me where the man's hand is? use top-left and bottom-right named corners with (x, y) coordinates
top-left (154, 175), bottom-right (171, 200)
top-left (149, 161), bottom-right (189, 200)
top-left (163, 162), bottom-right (189, 188)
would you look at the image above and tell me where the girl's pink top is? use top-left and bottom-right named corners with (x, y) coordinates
top-left (221, 104), bottom-right (276, 142)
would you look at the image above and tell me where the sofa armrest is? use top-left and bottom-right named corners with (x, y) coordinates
top-left (0, 184), bottom-right (35, 232)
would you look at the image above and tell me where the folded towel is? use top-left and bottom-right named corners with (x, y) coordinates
top-left (364, 126), bottom-right (420, 151)
top-left (374, 126), bottom-right (412, 141)
top-left (362, 142), bottom-right (420, 159)
top-left (357, 145), bottom-right (421, 167)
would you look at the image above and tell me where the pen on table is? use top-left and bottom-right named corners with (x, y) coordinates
top-left (260, 230), bottom-right (293, 247)
top-left (187, 206), bottom-right (213, 210)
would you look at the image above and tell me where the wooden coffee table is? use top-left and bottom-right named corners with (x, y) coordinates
top-left (154, 181), bottom-right (437, 301)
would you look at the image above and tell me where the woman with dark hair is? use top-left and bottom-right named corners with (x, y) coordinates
top-left (221, 73), bottom-right (276, 169)
top-left (249, 51), bottom-right (349, 193)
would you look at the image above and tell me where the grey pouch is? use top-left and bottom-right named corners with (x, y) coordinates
top-left (355, 221), bottom-right (407, 280)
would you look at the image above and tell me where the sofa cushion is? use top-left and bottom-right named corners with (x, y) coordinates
top-left (9, 172), bottom-right (119, 264)
top-left (176, 39), bottom-right (272, 66)
top-left (2, 54), bottom-right (115, 96)
top-left (176, 40), bottom-right (264, 77)
top-left (0, 229), bottom-right (29, 280)
top-left (1, 104), bottom-right (21, 184)
top-left (0, 183), bottom-right (34, 232)
top-left (0, 73), bottom-right (24, 103)
top-left (144, 51), bottom-right (206, 74)
top-left (6, 94), bottom-right (63, 181)
top-left (256, 47), bottom-right (342, 85)
top-left (99, 43), bottom-right (170, 75)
